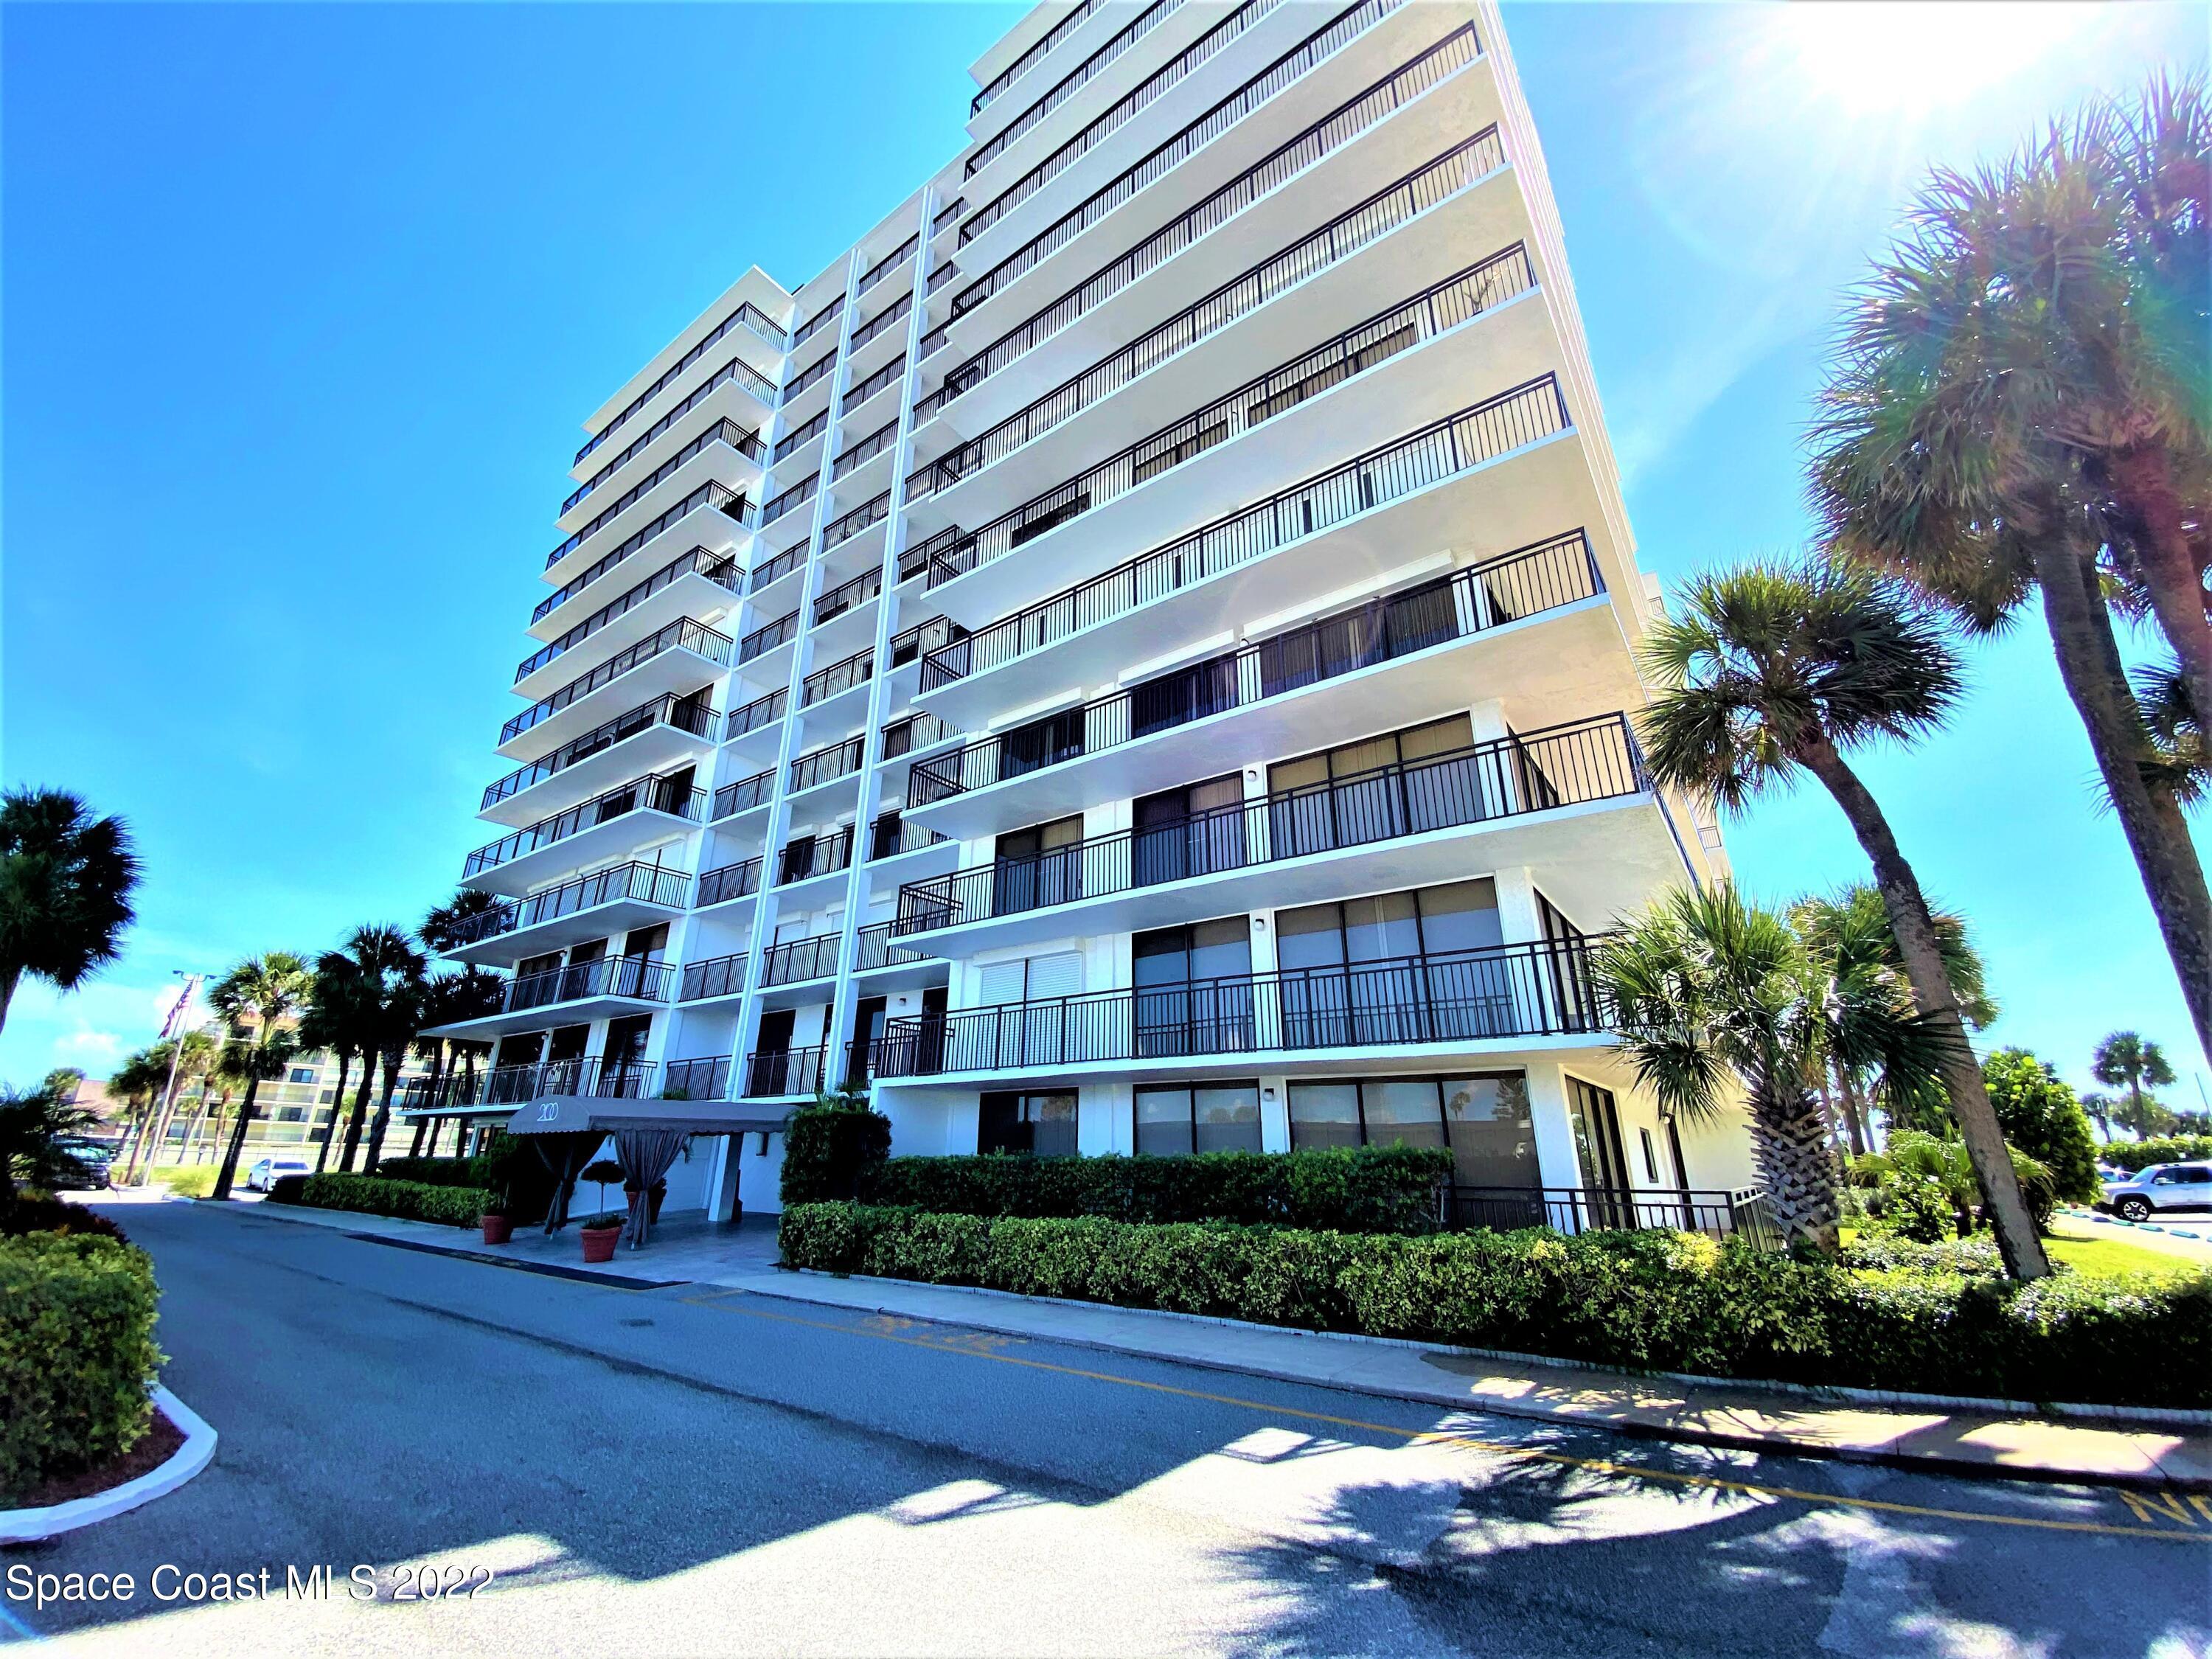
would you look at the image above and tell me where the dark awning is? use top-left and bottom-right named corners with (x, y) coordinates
top-left (504, 1096), bottom-right (790, 1138)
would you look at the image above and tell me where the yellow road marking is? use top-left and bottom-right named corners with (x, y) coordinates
top-left (676, 1289), bottom-right (2207, 1545)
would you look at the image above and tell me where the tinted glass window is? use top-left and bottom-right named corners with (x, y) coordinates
top-left (1442, 1074), bottom-right (1537, 1189)
top-left (1288, 1082), bottom-right (1360, 1151)
top-left (1361, 1079), bottom-right (1445, 1150)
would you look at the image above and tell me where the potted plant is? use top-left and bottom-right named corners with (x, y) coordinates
top-left (577, 1210), bottom-right (625, 1263)
top-left (480, 1180), bottom-right (515, 1245)
top-left (582, 1158), bottom-right (624, 1217)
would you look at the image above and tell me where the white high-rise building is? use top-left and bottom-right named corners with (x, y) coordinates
top-left (421, 0), bottom-right (1760, 1234)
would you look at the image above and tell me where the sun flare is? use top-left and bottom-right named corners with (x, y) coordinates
top-left (1763, 2), bottom-right (2107, 114)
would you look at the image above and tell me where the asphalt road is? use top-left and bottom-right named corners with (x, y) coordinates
top-left (4, 1201), bottom-right (2207, 1658)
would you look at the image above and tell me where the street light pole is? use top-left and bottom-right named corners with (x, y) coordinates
top-left (128, 973), bottom-right (203, 1186)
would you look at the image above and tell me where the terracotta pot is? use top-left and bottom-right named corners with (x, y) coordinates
top-left (580, 1222), bottom-right (622, 1264)
top-left (481, 1213), bottom-right (514, 1245)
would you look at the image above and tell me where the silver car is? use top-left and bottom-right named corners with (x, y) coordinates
top-left (246, 1157), bottom-right (312, 1193)
top-left (2100, 1161), bottom-right (2212, 1222)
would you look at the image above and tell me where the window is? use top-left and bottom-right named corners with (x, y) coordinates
top-left (1267, 713), bottom-right (1478, 858)
top-left (1133, 775), bottom-right (1245, 887)
top-left (276, 1107), bottom-right (307, 1123)
top-left (1133, 919), bottom-right (1252, 1057)
top-left (288, 1067), bottom-right (316, 1085)
top-left (1275, 881), bottom-right (1504, 1047)
top-left (994, 814), bottom-right (1082, 915)
top-left (1639, 1127), bottom-right (1660, 1183)
top-left (1290, 1074), bottom-right (1537, 1194)
top-left (980, 1091), bottom-right (1077, 1156)
top-left (1135, 1082), bottom-right (1261, 1156)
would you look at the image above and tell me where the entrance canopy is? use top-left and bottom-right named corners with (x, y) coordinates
top-left (504, 1096), bottom-right (789, 1138)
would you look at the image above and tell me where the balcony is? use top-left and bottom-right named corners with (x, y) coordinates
top-left (723, 687), bottom-right (788, 745)
top-left (898, 714), bottom-right (1649, 951)
top-left (441, 861), bottom-right (691, 967)
top-left (553, 417), bottom-right (762, 546)
top-left (412, 1057), bottom-right (658, 1113)
top-left (909, 243), bottom-right (1538, 622)
top-left (462, 771), bottom-right (706, 894)
top-left (498, 618), bottom-right (732, 759)
top-left (424, 953), bottom-right (675, 1040)
top-left (790, 734), bottom-right (865, 798)
top-left (967, 0), bottom-right (1113, 126)
top-left (737, 1046), bottom-right (828, 1099)
top-left (574, 299), bottom-right (787, 470)
top-left (832, 414), bottom-right (901, 481)
top-left (953, 1), bottom-right (1438, 330)
top-left (778, 827), bottom-right (855, 889)
top-left (539, 480), bottom-right (754, 621)
top-left (712, 768), bottom-right (774, 824)
top-left (858, 230), bottom-right (922, 298)
top-left (873, 936), bottom-right (1607, 1087)
top-left (563, 359), bottom-right (776, 516)
top-left (801, 647), bottom-right (874, 711)
top-left (515, 545), bottom-right (740, 697)
top-left (695, 855), bottom-right (763, 911)
top-left (479, 692), bottom-right (715, 826)
top-left (854, 922), bottom-right (944, 997)
top-left (907, 535), bottom-right (1618, 832)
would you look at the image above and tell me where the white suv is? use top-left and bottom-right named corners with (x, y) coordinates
top-left (2100, 1161), bottom-right (2212, 1222)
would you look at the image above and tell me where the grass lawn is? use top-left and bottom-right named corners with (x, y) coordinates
top-left (2044, 1230), bottom-right (2204, 1282)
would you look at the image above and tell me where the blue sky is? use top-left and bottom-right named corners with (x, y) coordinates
top-left (4, 2), bottom-right (2205, 1102)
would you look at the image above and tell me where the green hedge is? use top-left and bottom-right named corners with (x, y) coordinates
top-left (845, 1146), bottom-right (1455, 1234)
top-left (370, 1155), bottom-right (489, 1189)
top-left (282, 1172), bottom-right (491, 1228)
top-left (782, 1102), bottom-right (893, 1205)
top-left (2101, 1135), bottom-right (2212, 1174)
top-left (779, 1203), bottom-right (2212, 1410)
top-left (0, 1234), bottom-right (163, 1501)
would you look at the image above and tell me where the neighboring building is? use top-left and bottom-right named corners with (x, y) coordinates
top-left (420, 0), bottom-right (1757, 1231)
top-left (125, 1041), bottom-right (437, 1163)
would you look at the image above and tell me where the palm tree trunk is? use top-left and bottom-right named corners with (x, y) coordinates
top-left (363, 1051), bottom-right (402, 1172)
top-left (1832, 1063), bottom-right (1868, 1158)
top-left (1798, 733), bottom-right (2052, 1280)
top-left (2106, 443), bottom-right (2212, 721)
top-left (340, 1066), bottom-right (375, 1172)
top-left (0, 964), bottom-right (19, 1038)
top-left (1749, 1076), bottom-right (1840, 1251)
top-left (316, 1051), bottom-right (349, 1175)
top-left (2031, 532), bottom-right (2212, 1060)
top-left (213, 1074), bottom-right (262, 1200)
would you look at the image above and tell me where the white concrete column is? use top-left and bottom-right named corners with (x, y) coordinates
top-left (1257, 1075), bottom-right (1291, 1152)
top-left (1523, 1060), bottom-right (1584, 1197)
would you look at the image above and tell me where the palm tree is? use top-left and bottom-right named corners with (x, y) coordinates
top-left (333, 925), bottom-right (429, 1174)
top-left (1638, 557), bottom-right (2051, 1276)
top-left (420, 888), bottom-right (500, 956)
top-left (2091, 1031), bottom-right (2179, 1139)
top-left (2079, 1091), bottom-right (2117, 1144)
top-left (1856, 1129), bottom-right (2055, 1239)
top-left (1597, 883), bottom-right (1946, 1253)
top-left (0, 1080), bottom-right (104, 1213)
top-left (1808, 80), bottom-right (2212, 1060)
top-left (206, 952), bottom-right (314, 1200)
top-left (0, 787), bottom-right (142, 1037)
top-left (299, 954), bottom-right (373, 1175)
top-left (408, 968), bottom-right (504, 1152)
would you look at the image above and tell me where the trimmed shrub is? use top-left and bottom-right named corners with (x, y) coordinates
top-left (266, 1173), bottom-right (310, 1205)
top-left (0, 1233), bottom-right (163, 1500)
top-left (0, 1194), bottom-right (131, 1244)
top-left (782, 1101), bottom-right (893, 1205)
top-left (1983, 1049), bottom-right (2101, 1204)
top-left (293, 1172), bottom-right (490, 1228)
top-left (371, 1155), bottom-right (487, 1190)
top-left (779, 1202), bottom-right (2212, 1410)
top-left (1841, 1231), bottom-right (2004, 1276)
top-left (2101, 1135), bottom-right (2212, 1174)
top-left (852, 1144), bottom-right (1454, 1234)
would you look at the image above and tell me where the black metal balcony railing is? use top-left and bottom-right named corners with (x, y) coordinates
top-left (880, 710), bottom-right (962, 760)
top-left (919, 375), bottom-right (1571, 692)
top-left (762, 931), bottom-right (841, 988)
top-left (663, 1054), bottom-right (731, 1102)
top-left (564, 363), bottom-right (774, 514)
top-left (855, 921), bottom-right (933, 973)
top-left (790, 734), bottom-right (866, 793)
top-left (887, 613), bottom-right (969, 672)
top-left (911, 538), bottom-right (1597, 804)
top-left (772, 407), bottom-right (830, 466)
top-left (813, 565), bottom-right (884, 629)
top-left (842, 354), bottom-right (906, 416)
top-left (724, 687), bottom-right (787, 743)
top-left (713, 768), bottom-right (774, 821)
top-left (962, 0), bottom-right (1250, 221)
top-left (875, 936), bottom-right (1607, 1079)
top-left (759, 471), bottom-right (820, 531)
top-left (783, 349), bottom-right (838, 406)
top-left (954, 2), bottom-right (1422, 324)
top-left (968, 0), bottom-right (1107, 119)
top-left (779, 827), bottom-right (855, 886)
top-left (937, 33), bottom-right (1481, 411)
top-left (933, 197), bottom-right (965, 236)
top-left (927, 260), bottom-right (960, 299)
top-left (849, 290), bottom-right (912, 353)
top-left (911, 244), bottom-right (1536, 579)
top-left (739, 608), bottom-right (801, 664)
top-left (869, 810), bottom-right (950, 861)
top-left (518, 544), bottom-right (740, 684)
top-left (549, 419), bottom-right (762, 563)
top-left (464, 772), bottom-right (706, 879)
top-left (917, 128), bottom-right (1506, 429)
top-left (749, 542), bottom-right (807, 595)
top-left (415, 1055), bottom-right (658, 1111)
top-left (694, 856), bottom-right (762, 910)
top-left (833, 415), bottom-right (901, 480)
top-left (860, 231), bottom-right (921, 296)
top-left (482, 692), bottom-right (714, 811)
top-left (802, 648), bottom-right (874, 709)
top-left (576, 301), bottom-right (787, 467)
top-left (740, 1047), bottom-right (828, 1098)
top-left (504, 953), bottom-right (675, 1016)
top-left (679, 952), bottom-right (749, 1002)
top-left (792, 294), bottom-right (845, 350)
top-left (900, 714), bottom-right (1642, 934)
top-left (823, 490), bottom-right (894, 550)
top-left (1448, 1186), bottom-right (1778, 1248)
top-left (535, 481), bottom-right (753, 622)
top-left (448, 861), bottom-right (690, 950)
top-left (501, 619), bottom-right (734, 748)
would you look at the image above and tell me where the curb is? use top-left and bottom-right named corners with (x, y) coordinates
top-left (0, 1387), bottom-right (217, 1544)
top-left (756, 1268), bottom-right (2210, 1492)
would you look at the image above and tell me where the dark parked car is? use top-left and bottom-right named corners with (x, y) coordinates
top-left (49, 1136), bottom-right (116, 1190)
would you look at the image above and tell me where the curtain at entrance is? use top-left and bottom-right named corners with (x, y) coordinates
top-left (532, 1131), bottom-right (608, 1234)
top-left (614, 1128), bottom-right (692, 1248)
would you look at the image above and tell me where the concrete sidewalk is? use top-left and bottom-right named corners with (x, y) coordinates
top-left (232, 1196), bottom-right (2210, 1492)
